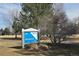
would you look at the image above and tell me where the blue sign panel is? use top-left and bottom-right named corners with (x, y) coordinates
top-left (23, 32), bottom-right (38, 44)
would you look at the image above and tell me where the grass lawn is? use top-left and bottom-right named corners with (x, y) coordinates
top-left (14, 43), bottom-right (79, 56)
top-left (0, 35), bottom-right (79, 55)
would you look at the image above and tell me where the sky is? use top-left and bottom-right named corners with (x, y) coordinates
top-left (0, 3), bottom-right (79, 29)
top-left (64, 3), bottom-right (79, 20)
top-left (0, 3), bottom-right (21, 29)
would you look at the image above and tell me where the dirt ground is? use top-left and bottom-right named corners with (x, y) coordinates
top-left (0, 39), bottom-right (22, 56)
top-left (0, 39), bottom-right (79, 56)
top-left (0, 39), bottom-right (49, 56)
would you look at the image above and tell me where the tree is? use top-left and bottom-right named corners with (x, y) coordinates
top-left (3, 28), bottom-right (10, 35)
top-left (73, 17), bottom-right (79, 34)
top-left (12, 3), bottom-right (54, 37)
top-left (69, 16), bottom-right (79, 35)
top-left (47, 4), bottom-right (68, 44)
top-left (12, 3), bottom-right (55, 44)
top-left (11, 9), bottom-right (21, 38)
top-left (20, 3), bottom-right (53, 29)
top-left (12, 17), bottom-right (21, 38)
top-left (12, 3), bottom-right (68, 44)
top-left (0, 28), bottom-right (3, 35)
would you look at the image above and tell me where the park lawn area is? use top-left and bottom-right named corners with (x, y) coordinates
top-left (10, 42), bottom-right (79, 56)
top-left (0, 35), bottom-right (21, 39)
top-left (0, 35), bottom-right (79, 55)
top-left (0, 39), bottom-right (22, 56)
top-left (1, 34), bottom-right (79, 40)
top-left (0, 39), bottom-right (79, 56)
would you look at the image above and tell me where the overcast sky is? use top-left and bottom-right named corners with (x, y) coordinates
top-left (0, 3), bottom-right (79, 29)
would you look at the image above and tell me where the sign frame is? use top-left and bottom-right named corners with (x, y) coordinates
top-left (22, 28), bottom-right (40, 48)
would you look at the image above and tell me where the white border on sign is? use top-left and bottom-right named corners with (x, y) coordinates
top-left (22, 29), bottom-right (24, 48)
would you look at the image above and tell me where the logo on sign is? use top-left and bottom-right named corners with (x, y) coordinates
top-left (23, 32), bottom-right (38, 44)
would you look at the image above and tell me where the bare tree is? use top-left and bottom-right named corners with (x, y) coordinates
top-left (47, 3), bottom-right (68, 44)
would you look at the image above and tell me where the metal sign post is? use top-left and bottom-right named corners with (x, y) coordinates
top-left (22, 28), bottom-right (40, 49)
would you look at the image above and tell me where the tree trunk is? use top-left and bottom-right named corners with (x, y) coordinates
top-left (53, 36), bottom-right (57, 44)
top-left (58, 38), bottom-right (61, 44)
top-left (49, 34), bottom-right (54, 44)
top-left (15, 33), bottom-right (17, 39)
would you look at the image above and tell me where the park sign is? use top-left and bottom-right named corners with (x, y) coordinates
top-left (22, 28), bottom-right (40, 48)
